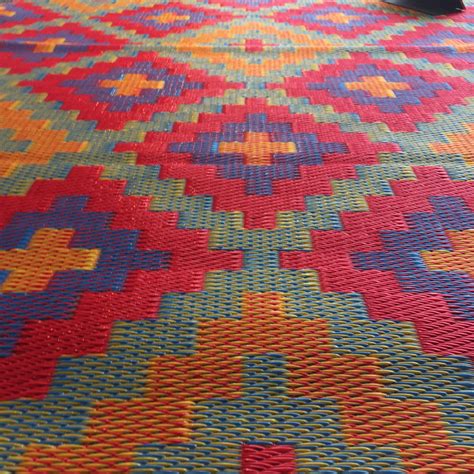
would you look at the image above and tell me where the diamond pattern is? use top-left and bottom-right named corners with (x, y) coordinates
top-left (381, 24), bottom-right (474, 70)
top-left (0, 1), bottom-right (473, 473)
top-left (270, 52), bottom-right (474, 131)
top-left (272, 2), bottom-right (413, 38)
top-left (97, 3), bottom-right (234, 38)
top-left (166, 20), bottom-right (336, 77)
top-left (0, 23), bottom-right (126, 73)
top-left (21, 52), bottom-right (242, 130)
top-left (0, 1), bottom-right (62, 28)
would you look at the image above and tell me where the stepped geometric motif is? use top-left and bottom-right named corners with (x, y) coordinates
top-left (282, 167), bottom-right (474, 358)
top-left (272, 2), bottom-right (413, 38)
top-left (97, 3), bottom-right (235, 39)
top-left (381, 24), bottom-right (474, 70)
top-left (167, 21), bottom-right (336, 77)
top-left (16, 292), bottom-right (474, 472)
top-left (270, 53), bottom-right (474, 131)
top-left (0, 168), bottom-right (242, 399)
top-left (206, 0), bottom-right (295, 10)
top-left (0, 100), bottom-right (87, 177)
top-left (22, 52), bottom-right (242, 130)
top-left (116, 98), bottom-right (399, 230)
top-left (431, 123), bottom-right (474, 164)
top-left (0, 24), bottom-right (126, 73)
top-left (0, 1), bottom-right (62, 29)
top-left (0, 0), bottom-right (473, 472)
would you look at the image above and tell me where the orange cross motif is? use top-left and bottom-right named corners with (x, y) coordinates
top-left (0, 100), bottom-right (87, 177)
top-left (431, 124), bottom-right (474, 164)
top-left (316, 13), bottom-right (357, 24)
top-left (0, 228), bottom-right (100, 292)
top-left (100, 73), bottom-right (165, 97)
top-left (345, 75), bottom-right (410, 98)
top-left (147, 13), bottom-right (190, 23)
top-left (33, 37), bottom-right (66, 53)
top-left (21, 291), bottom-right (474, 471)
top-left (442, 39), bottom-right (471, 52)
top-left (218, 132), bottom-right (296, 165)
top-left (421, 230), bottom-right (474, 278)
top-left (0, 6), bottom-right (15, 17)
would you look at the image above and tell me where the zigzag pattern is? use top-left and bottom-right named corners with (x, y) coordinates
top-left (0, 0), bottom-right (473, 472)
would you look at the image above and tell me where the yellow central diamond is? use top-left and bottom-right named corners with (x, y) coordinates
top-left (345, 75), bottom-right (410, 98)
top-left (100, 73), bottom-right (165, 96)
top-left (169, 21), bottom-right (336, 77)
top-left (218, 132), bottom-right (296, 166)
top-left (147, 13), bottom-right (190, 23)
top-left (316, 13), bottom-right (357, 24)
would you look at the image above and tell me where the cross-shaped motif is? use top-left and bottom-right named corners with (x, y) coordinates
top-left (146, 12), bottom-right (190, 23)
top-left (442, 38), bottom-right (470, 52)
top-left (316, 12), bottom-right (358, 24)
top-left (0, 6), bottom-right (15, 17)
top-left (218, 132), bottom-right (296, 165)
top-left (0, 228), bottom-right (100, 292)
top-left (345, 75), bottom-right (410, 98)
top-left (422, 230), bottom-right (474, 278)
top-left (431, 124), bottom-right (474, 164)
top-left (100, 73), bottom-right (165, 96)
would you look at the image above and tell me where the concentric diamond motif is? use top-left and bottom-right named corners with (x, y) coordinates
top-left (0, 167), bottom-right (242, 399)
top-left (49, 0), bottom-right (148, 15)
top-left (167, 21), bottom-right (335, 77)
top-left (116, 98), bottom-right (398, 195)
top-left (206, 0), bottom-right (294, 11)
top-left (0, 23), bottom-right (127, 74)
top-left (381, 24), bottom-right (474, 70)
top-left (269, 53), bottom-right (474, 132)
top-left (0, 1), bottom-right (62, 28)
top-left (97, 2), bottom-right (234, 39)
top-left (21, 52), bottom-right (242, 130)
top-left (272, 2), bottom-right (412, 38)
top-left (352, 196), bottom-right (474, 322)
top-left (281, 167), bottom-right (474, 357)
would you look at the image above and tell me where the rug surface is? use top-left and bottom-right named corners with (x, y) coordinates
top-left (0, 0), bottom-right (473, 472)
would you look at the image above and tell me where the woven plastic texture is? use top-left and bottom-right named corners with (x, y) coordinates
top-left (0, 0), bottom-right (473, 472)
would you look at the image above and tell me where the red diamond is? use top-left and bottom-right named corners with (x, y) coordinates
top-left (0, 1), bottom-right (63, 29)
top-left (22, 51), bottom-right (242, 130)
top-left (96, 2), bottom-right (235, 38)
top-left (116, 98), bottom-right (398, 227)
top-left (0, 23), bottom-right (127, 74)
top-left (272, 2), bottom-right (413, 39)
top-left (269, 53), bottom-right (474, 132)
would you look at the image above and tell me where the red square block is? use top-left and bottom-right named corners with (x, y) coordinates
top-left (241, 444), bottom-right (296, 473)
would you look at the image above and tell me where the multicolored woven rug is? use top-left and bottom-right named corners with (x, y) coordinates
top-left (1, 0), bottom-right (473, 472)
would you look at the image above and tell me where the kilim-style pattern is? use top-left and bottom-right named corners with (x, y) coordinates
top-left (0, 0), bottom-right (473, 472)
